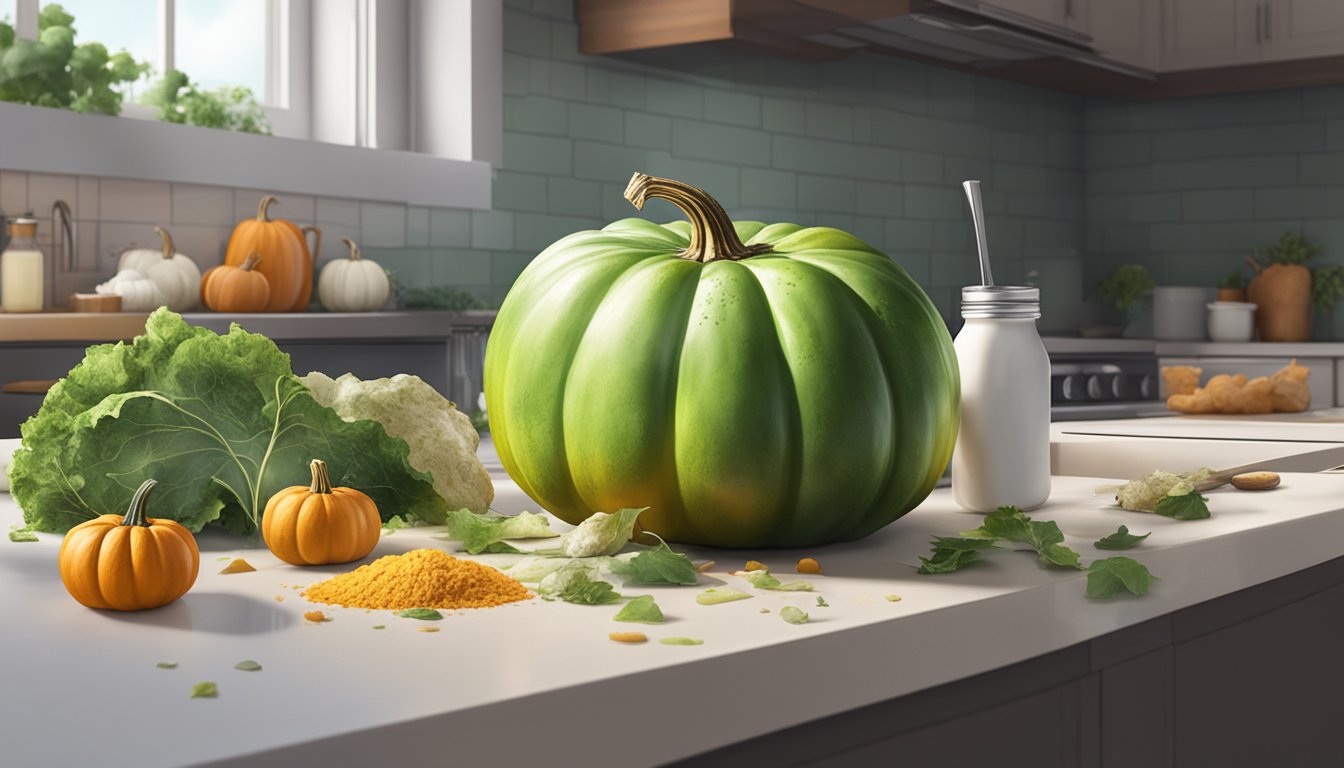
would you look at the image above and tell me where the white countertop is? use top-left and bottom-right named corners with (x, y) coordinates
top-left (5, 436), bottom-right (1344, 767)
top-left (1042, 336), bottom-right (1344, 358)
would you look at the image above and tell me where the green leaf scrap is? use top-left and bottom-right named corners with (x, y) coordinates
top-left (1087, 557), bottom-right (1153, 598)
top-left (559, 573), bottom-right (622, 605)
top-left (8, 529), bottom-right (37, 542)
top-left (963, 506), bottom-right (1084, 570)
top-left (1094, 525), bottom-right (1150, 551)
top-left (397, 608), bottom-right (444, 621)
top-left (190, 681), bottom-right (218, 699)
top-left (780, 606), bottom-right (810, 625)
top-left (659, 637), bottom-right (703, 646)
top-left (608, 534), bottom-right (698, 586)
top-left (1155, 491), bottom-right (1210, 521)
top-left (916, 536), bottom-right (997, 574)
top-left (737, 570), bottom-right (814, 592)
top-left (696, 587), bottom-right (752, 605)
top-left (233, 660), bottom-right (262, 672)
top-left (441, 509), bottom-right (557, 554)
top-left (815, 596), bottom-right (829, 607)
top-left (560, 507), bottom-right (648, 557)
top-left (156, 662), bottom-right (178, 669)
top-left (381, 515), bottom-right (411, 534)
top-left (613, 595), bottom-right (664, 624)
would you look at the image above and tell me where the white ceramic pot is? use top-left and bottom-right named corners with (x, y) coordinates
top-left (1207, 301), bottom-right (1256, 343)
top-left (1153, 286), bottom-right (1218, 340)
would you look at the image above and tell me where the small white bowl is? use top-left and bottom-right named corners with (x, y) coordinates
top-left (1207, 301), bottom-right (1256, 343)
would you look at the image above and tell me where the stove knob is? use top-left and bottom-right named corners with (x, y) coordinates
top-left (1139, 374), bottom-right (1156, 400)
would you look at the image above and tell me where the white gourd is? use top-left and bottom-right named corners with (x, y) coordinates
top-left (318, 238), bottom-right (390, 312)
top-left (95, 269), bottom-right (167, 311)
top-left (116, 226), bottom-right (202, 310)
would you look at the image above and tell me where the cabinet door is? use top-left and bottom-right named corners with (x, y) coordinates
top-left (1265, 0), bottom-right (1344, 62)
top-left (1090, 0), bottom-right (1159, 69)
top-left (1161, 0), bottom-right (1261, 71)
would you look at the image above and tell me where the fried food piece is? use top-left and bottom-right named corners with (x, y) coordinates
top-left (1167, 359), bottom-right (1310, 414)
top-left (1161, 366), bottom-right (1203, 397)
top-left (1231, 472), bottom-right (1281, 490)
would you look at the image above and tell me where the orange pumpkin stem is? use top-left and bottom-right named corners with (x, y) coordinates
top-left (624, 172), bottom-right (772, 264)
top-left (154, 226), bottom-right (175, 260)
top-left (256, 195), bottom-right (278, 222)
top-left (342, 238), bottom-right (362, 261)
top-left (120, 479), bottom-right (158, 528)
top-left (241, 253), bottom-right (263, 271)
top-left (309, 459), bottom-right (333, 494)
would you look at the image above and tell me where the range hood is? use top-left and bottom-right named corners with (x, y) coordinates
top-left (812, 0), bottom-right (1152, 79)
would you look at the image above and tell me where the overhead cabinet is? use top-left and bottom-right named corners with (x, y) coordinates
top-left (1162, 0), bottom-right (1344, 71)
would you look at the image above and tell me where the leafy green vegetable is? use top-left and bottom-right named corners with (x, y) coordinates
top-left (780, 606), bottom-right (809, 625)
top-left (1155, 490), bottom-right (1210, 521)
top-left (506, 555), bottom-right (575, 583)
top-left (10, 309), bottom-right (444, 533)
top-left (156, 662), bottom-right (177, 669)
top-left (1104, 468), bottom-right (1213, 512)
top-left (538, 561), bottom-right (621, 605)
top-left (8, 529), bottom-right (37, 542)
top-left (613, 595), bottom-right (663, 624)
top-left (371, 625), bottom-right (386, 630)
top-left (190, 681), bottom-right (217, 699)
top-left (736, 570), bottom-right (814, 592)
top-left (382, 515), bottom-right (411, 534)
top-left (1087, 557), bottom-right (1153, 598)
top-left (142, 68), bottom-right (270, 134)
top-left (1095, 525), bottom-right (1150, 550)
top-left (696, 587), bottom-right (752, 605)
top-left (607, 534), bottom-right (698, 586)
top-left (963, 506), bottom-right (1084, 570)
top-left (659, 637), bottom-right (703, 646)
top-left (916, 536), bottom-right (997, 574)
top-left (397, 608), bottom-right (444, 621)
top-left (560, 507), bottom-right (648, 557)
top-left (440, 509), bottom-right (558, 554)
top-left (816, 596), bottom-right (829, 607)
top-left (233, 660), bottom-right (262, 672)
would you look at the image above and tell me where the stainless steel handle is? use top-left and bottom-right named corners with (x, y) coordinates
top-left (961, 180), bottom-right (994, 286)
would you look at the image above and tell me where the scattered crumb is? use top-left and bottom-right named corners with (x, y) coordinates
top-left (156, 662), bottom-right (178, 669)
top-left (417, 627), bottom-right (440, 633)
top-left (659, 637), bottom-right (704, 646)
top-left (816, 596), bottom-right (829, 607)
top-left (215, 556), bottom-right (231, 562)
top-left (744, 559), bottom-right (768, 572)
top-left (759, 607), bottom-right (770, 613)
top-left (885, 594), bottom-right (902, 602)
top-left (609, 631), bottom-right (648, 644)
top-left (219, 558), bottom-right (256, 575)
top-left (303, 610), bottom-right (328, 623)
top-left (273, 595), bottom-right (284, 602)
top-left (696, 560), bottom-right (716, 573)
top-left (1231, 471), bottom-right (1281, 491)
top-left (796, 557), bottom-right (822, 574)
top-left (372, 625), bottom-right (386, 630)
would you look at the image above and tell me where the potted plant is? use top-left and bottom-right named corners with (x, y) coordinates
top-left (1095, 264), bottom-right (1154, 337)
top-left (1218, 269), bottom-right (1247, 303)
top-left (1246, 232), bottom-right (1332, 342)
top-left (1312, 264), bottom-right (1344, 340)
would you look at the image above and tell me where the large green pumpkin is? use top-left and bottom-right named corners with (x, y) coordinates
top-left (484, 173), bottom-right (959, 548)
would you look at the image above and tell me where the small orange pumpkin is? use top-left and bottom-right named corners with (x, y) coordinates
top-left (58, 479), bottom-right (200, 611)
top-left (224, 195), bottom-right (309, 312)
top-left (201, 253), bottom-right (271, 312)
top-left (262, 459), bottom-right (381, 565)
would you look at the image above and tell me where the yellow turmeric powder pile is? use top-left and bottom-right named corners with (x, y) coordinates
top-left (303, 548), bottom-right (532, 610)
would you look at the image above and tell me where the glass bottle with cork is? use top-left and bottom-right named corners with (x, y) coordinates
top-left (2, 217), bottom-right (45, 313)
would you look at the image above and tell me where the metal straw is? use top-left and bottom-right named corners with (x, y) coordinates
top-left (962, 180), bottom-right (993, 286)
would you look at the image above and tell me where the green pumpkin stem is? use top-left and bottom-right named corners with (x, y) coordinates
top-left (120, 479), bottom-right (158, 527)
top-left (309, 459), bottom-right (333, 494)
top-left (624, 172), bottom-right (772, 264)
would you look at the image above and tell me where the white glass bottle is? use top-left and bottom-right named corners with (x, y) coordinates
top-left (2, 218), bottom-right (45, 313)
top-left (951, 285), bottom-right (1051, 512)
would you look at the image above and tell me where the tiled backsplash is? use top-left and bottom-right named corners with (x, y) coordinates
top-left (3, 0), bottom-right (1090, 324)
top-left (1086, 86), bottom-right (1344, 307)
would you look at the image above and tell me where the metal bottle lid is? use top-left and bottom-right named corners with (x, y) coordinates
top-left (961, 285), bottom-right (1040, 319)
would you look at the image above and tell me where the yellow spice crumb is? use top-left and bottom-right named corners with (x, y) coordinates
top-left (303, 611), bottom-right (327, 622)
top-left (274, 595), bottom-right (284, 602)
top-left (219, 558), bottom-right (256, 575)
top-left (696, 561), bottom-right (716, 573)
top-left (886, 594), bottom-right (902, 602)
top-left (609, 632), bottom-right (647, 644)
top-left (417, 627), bottom-right (440, 633)
top-left (796, 557), bottom-right (823, 574)
top-left (302, 548), bottom-right (532, 610)
top-left (744, 560), bottom-right (768, 572)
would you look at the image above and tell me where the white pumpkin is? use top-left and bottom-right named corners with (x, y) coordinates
top-left (95, 269), bottom-right (167, 311)
top-left (318, 238), bottom-right (390, 312)
top-left (116, 226), bottom-right (202, 310)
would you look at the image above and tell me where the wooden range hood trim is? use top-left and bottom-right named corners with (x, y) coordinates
top-left (576, 0), bottom-right (1344, 100)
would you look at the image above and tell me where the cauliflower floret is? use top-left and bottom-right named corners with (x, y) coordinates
top-left (1105, 467), bottom-right (1214, 512)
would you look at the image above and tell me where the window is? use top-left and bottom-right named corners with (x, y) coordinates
top-left (17, 0), bottom-right (306, 137)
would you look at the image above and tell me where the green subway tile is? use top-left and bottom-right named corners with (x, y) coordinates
top-left (1300, 153), bottom-right (1344, 186)
top-left (672, 119), bottom-right (771, 166)
top-left (883, 219), bottom-right (933, 251)
top-left (503, 53), bottom-right (529, 97)
top-left (503, 8), bottom-right (551, 56)
top-left (502, 132), bottom-right (572, 176)
top-left (1149, 220), bottom-right (1299, 253)
top-left (762, 97), bottom-right (806, 134)
top-left (901, 151), bottom-right (942, 183)
top-left (371, 248), bottom-right (433, 288)
top-left (804, 102), bottom-right (852, 141)
top-left (1152, 156), bottom-right (1297, 189)
top-left (550, 61), bottom-right (586, 101)
top-left (472, 211), bottom-right (515, 250)
top-left (644, 151), bottom-right (740, 208)
top-left (704, 89), bottom-right (761, 127)
top-left (771, 135), bottom-right (900, 182)
top-left (741, 168), bottom-right (797, 210)
top-left (547, 177), bottom-right (601, 217)
top-left (855, 180), bottom-right (902, 217)
top-left (1329, 119), bottom-right (1344, 152)
top-left (493, 171), bottom-right (548, 213)
top-left (573, 140), bottom-right (648, 183)
top-left (1181, 190), bottom-right (1253, 221)
top-left (1151, 122), bottom-right (1324, 161)
top-left (491, 251), bottom-right (536, 290)
top-left (1085, 132), bottom-right (1151, 169)
top-left (434, 249), bottom-right (492, 286)
top-left (1126, 192), bottom-right (1181, 223)
top-left (586, 69), bottom-right (645, 110)
top-left (429, 209), bottom-right (472, 248)
top-left (645, 79), bottom-right (703, 118)
top-left (797, 175), bottom-right (856, 213)
top-left (568, 103), bottom-right (623, 143)
top-left (624, 112), bottom-right (672, 150)
top-left (505, 95), bottom-right (569, 136)
top-left (904, 185), bottom-right (963, 219)
top-left (514, 212), bottom-right (604, 251)
top-left (527, 58), bottom-right (550, 95)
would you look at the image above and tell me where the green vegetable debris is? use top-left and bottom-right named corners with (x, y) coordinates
top-left (1155, 490), bottom-right (1210, 521)
top-left (233, 660), bottom-right (262, 672)
top-left (659, 637), bottom-right (704, 646)
top-left (8, 528), bottom-right (37, 542)
top-left (780, 606), bottom-right (810, 625)
top-left (10, 309), bottom-right (444, 534)
top-left (440, 509), bottom-right (558, 555)
top-left (613, 595), bottom-right (663, 624)
top-left (1101, 468), bottom-right (1214, 512)
top-left (190, 682), bottom-right (218, 699)
top-left (608, 534), bottom-right (698, 585)
top-left (1086, 557), bottom-right (1154, 598)
top-left (962, 506), bottom-right (1084, 570)
top-left (561, 507), bottom-right (647, 558)
top-left (396, 608), bottom-right (444, 621)
top-left (696, 588), bottom-right (752, 605)
top-left (156, 662), bottom-right (178, 669)
top-left (736, 570), bottom-right (814, 592)
top-left (381, 515), bottom-right (411, 534)
top-left (916, 536), bottom-right (998, 574)
top-left (1094, 525), bottom-right (1150, 550)
top-left (539, 562), bottom-right (622, 605)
